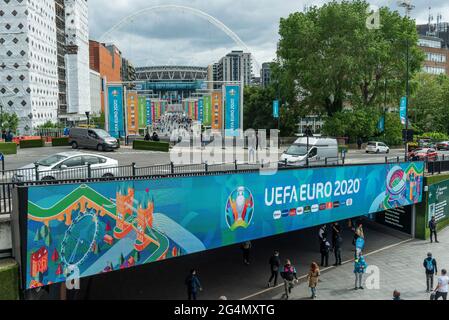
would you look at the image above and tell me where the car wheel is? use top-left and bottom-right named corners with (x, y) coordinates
top-left (386, 149), bottom-right (390, 154)
top-left (376, 149), bottom-right (380, 154)
top-left (97, 144), bottom-right (104, 152)
top-left (365, 151), bottom-right (369, 153)
top-left (71, 141), bottom-right (78, 149)
top-left (102, 173), bottom-right (114, 179)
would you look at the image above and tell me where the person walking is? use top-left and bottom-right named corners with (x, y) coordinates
top-left (280, 259), bottom-right (298, 299)
top-left (185, 269), bottom-right (202, 300)
top-left (331, 222), bottom-right (342, 246)
top-left (423, 252), bottom-right (438, 292)
top-left (320, 237), bottom-right (331, 267)
top-left (433, 269), bottom-right (449, 300)
top-left (333, 233), bottom-right (343, 266)
top-left (307, 262), bottom-right (320, 299)
top-left (241, 241), bottom-right (252, 265)
top-left (392, 290), bottom-right (402, 300)
top-left (267, 250), bottom-right (281, 287)
top-left (428, 216), bottom-right (438, 243)
top-left (354, 255), bottom-right (368, 290)
top-left (357, 137), bottom-right (363, 150)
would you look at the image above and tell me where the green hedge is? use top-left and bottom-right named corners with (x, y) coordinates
top-left (52, 137), bottom-right (69, 147)
top-left (0, 259), bottom-right (19, 300)
top-left (0, 142), bottom-right (17, 155)
top-left (133, 140), bottom-right (169, 152)
top-left (19, 139), bottom-right (44, 148)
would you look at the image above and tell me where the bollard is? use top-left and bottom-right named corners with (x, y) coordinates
top-left (170, 161), bottom-right (174, 174)
top-left (87, 163), bottom-right (91, 178)
top-left (205, 162), bottom-right (208, 173)
top-left (325, 158), bottom-right (328, 166)
top-left (234, 159), bottom-right (238, 171)
top-left (132, 162), bottom-right (136, 177)
top-left (34, 163), bottom-right (39, 181)
top-left (385, 156), bottom-right (388, 164)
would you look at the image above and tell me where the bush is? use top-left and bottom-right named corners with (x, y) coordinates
top-left (416, 132), bottom-right (449, 142)
top-left (133, 140), bottom-right (169, 152)
top-left (382, 113), bottom-right (403, 147)
top-left (0, 142), bottom-right (17, 155)
top-left (19, 139), bottom-right (44, 148)
top-left (52, 137), bottom-right (69, 147)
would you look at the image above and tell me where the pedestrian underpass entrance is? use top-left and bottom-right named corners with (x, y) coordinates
top-left (11, 162), bottom-right (424, 292)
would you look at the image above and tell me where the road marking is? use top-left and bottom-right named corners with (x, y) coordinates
top-left (239, 237), bottom-right (413, 300)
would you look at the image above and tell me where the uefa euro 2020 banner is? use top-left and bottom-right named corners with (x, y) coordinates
top-left (23, 162), bottom-right (423, 289)
top-left (107, 85), bottom-right (125, 138)
top-left (225, 85), bottom-right (240, 137)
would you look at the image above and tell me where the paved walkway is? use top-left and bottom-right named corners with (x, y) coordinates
top-left (260, 228), bottom-right (449, 300)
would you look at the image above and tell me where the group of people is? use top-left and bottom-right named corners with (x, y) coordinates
top-left (152, 113), bottom-right (193, 137)
top-left (1, 130), bottom-right (13, 142)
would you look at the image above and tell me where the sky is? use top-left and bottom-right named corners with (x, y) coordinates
top-left (88, 0), bottom-right (449, 73)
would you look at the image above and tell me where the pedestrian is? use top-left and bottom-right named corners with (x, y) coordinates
top-left (392, 290), bottom-right (402, 300)
top-left (320, 237), bottom-right (331, 267)
top-left (1, 130), bottom-right (6, 141)
top-left (307, 262), bottom-right (320, 299)
top-left (280, 259), bottom-right (298, 299)
top-left (433, 269), bottom-right (449, 300)
top-left (268, 250), bottom-right (281, 287)
top-left (5, 130), bottom-right (13, 142)
top-left (355, 222), bottom-right (364, 239)
top-left (333, 233), bottom-right (343, 266)
top-left (152, 132), bottom-right (160, 142)
top-left (144, 131), bottom-right (151, 141)
top-left (241, 241), bottom-right (251, 265)
top-left (318, 224), bottom-right (327, 241)
top-left (185, 269), bottom-right (202, 300)
top-left (357, 137), bottom-right (363, 150)
top-left (331, 222), bottom-right (341, 246)
top-left (423, 252), bottom-right (438, 292)
top-left (354, 255), bottom-right (367, 290)
top-left (428, 216), bottom-right (438, 243)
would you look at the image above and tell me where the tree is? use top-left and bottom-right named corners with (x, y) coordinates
top-left (37, 121), bottom-right (62, 129)
top-left (91, 112), bottom-right (105, 129)
top-left (409, 73), bottom-right (449, 134)
top-left (0, 112), bottom-right (19, 132)
top-left (276, 0), bottom-right (424, 116)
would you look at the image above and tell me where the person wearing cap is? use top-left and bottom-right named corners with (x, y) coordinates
top-left (423, 252), bottom-right (438, 293)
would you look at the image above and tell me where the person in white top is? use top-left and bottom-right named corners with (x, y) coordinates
top-left (434, 269), bottom-right (449, 300)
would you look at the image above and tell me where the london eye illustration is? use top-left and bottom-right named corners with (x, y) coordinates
top-left (60, 211), bottom-right (99, 268)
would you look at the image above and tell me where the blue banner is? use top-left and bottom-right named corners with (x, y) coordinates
top-left (146, 98), bottom-right (152, 126)
top-left (224, 85), bottom-right (240, 137)
top-left (198, 98), bottom-right (204, 124)
top-left (107, 86), bottom-right (125, 138)
top-left (23, 162), bottom-right (423, 289)
top-left (273, 100), bottom-right (279, 118)
top-left (377, 115), bottom-right (385, 132)
top-left (400, 96), bottom-right (407, 125)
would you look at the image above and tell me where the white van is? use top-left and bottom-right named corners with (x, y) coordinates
top-left (279, 137), bottom-right (339, 166)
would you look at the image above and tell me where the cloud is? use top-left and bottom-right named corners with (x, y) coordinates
top-left (88, 0), bottom-right (449, 73)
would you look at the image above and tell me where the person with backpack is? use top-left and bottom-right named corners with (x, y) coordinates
top-left (423, 252), bottom-right (438, 292)
top-left (307, 262), bottom-right (320, 299)
top-left (333, 233), bottom-right (343, 266)
top-left (241, 241), bottom-right (252, 265)
top-left (280, 259), bottom-right (298, 299)
top-left (320, 237), bottom-right (331, 267)
top-left (185, 269), bottom-right (202, 300)
top-left (354, 255), bottom-right (368, 290)
top-left (428, 216), bottom-right (438, 243)
top-left (267, 250), bottom-right (281, 287)
top-left (433, 269), bottom-right (449, 300)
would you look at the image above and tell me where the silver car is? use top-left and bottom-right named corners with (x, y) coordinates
top-left (12, 152), bottom-right (119, 182)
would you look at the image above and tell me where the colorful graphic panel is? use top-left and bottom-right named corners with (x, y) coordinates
top-left (145, 98), bottom-right (152, 126)
top-left (107, 86), bottom-right (124, 138)
top-left (203, 95), bottom-right (212, 126)
top-left (138, 96), bottom-right (146, 128)
top-left (126, 92), bottom-right (139, 135)
top-left (211, 91), bottom-right (223, 130)
top-left (224, 85), bottom-right (241, 136)
top-left (23, 162), bottom-right (423, 289)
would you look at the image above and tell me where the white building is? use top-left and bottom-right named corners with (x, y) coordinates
top-left (64, 0), bottom-right (90, 117)
top-left (0, 0), bottom-right (59, 134)
top-left (89, 69), bottom-right (101, 115)
top-left (216, 50), bottom-right (252, 86)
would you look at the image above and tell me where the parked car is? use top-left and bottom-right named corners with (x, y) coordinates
top-left (12, 152), bottom-right (119, 182)
top-left (365, 141), bottom-right (390, 154)
top-left (69, 128), bottom-right (119, 151)
top-left (436, 141), bottom-right (449, 151)
top-left (279, 137), bottom-right (338, 166)
top-left (408, 148), bottom-right (438, 161)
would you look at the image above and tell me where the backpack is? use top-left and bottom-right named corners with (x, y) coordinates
top-left (282, 265), bottom-right (295, 281)
top-left (425, 259), bottom-right (434, 272)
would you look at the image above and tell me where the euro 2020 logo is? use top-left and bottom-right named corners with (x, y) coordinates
top-left (225, 186), bottom-right (254, 231)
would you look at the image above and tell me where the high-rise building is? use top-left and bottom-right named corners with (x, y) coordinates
top-left (89, 40), bottom-right (122, 112)
top-left (216, 50), bottom-right (252, 86)
top-left (261, 62), bottom-right (271, 88)
top-left (121, 57), bottom-right (136, 83)
top-left (0, 0), bottom-right (59, 134)
top-left (55, 0), bottom-right (67, 117)
top-left (418, 35), bottom-right (448, 75)
top-left (64, 0), bottom-right (90, 119)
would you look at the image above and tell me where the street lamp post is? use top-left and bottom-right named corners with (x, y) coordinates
top-left (85, 111), bottom-right (90, 129)
top-left (405, 39), bottom-right (410, 161)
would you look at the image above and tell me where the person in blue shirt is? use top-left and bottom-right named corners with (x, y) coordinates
top-left (185, 269), bottom-right (202, 300)
top-left (354, 255), bottom-right (368, 290)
